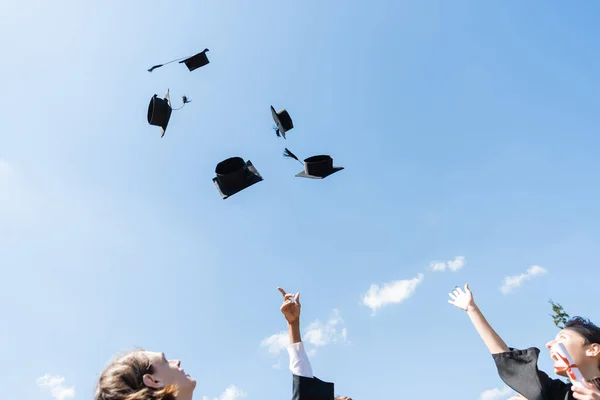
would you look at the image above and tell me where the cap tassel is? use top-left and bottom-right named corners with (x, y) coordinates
top-left (147, 55), bottom-right (189, 72)
top-left (170, 95), bottom-right (191, 111)
top-left (283, 148), bottom-right (303, 165)
top-left (273, 125), bottom-right (283, 138)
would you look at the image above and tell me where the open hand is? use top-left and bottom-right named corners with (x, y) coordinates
top-left (572, 380), bottom-right (600, 400)
top-left (447, 283), bottom-right (476, 312)
top-left (278, 287), bottom-right (301, 324)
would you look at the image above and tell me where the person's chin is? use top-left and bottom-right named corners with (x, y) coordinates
top-left (555, 368), bottom-right (568, 377)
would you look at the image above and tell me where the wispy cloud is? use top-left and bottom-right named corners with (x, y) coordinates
top-left (202, 385), bottom-right (247, 400)
top-left (260, 309), bottom-right (349, 368)
top-left (36, 374), bottom-right (75, 400)
top-left (500, 265), bottom-right (547, 294)
top-left (303, 309), bottom-right (348, 349)
top-left (362, 273), bottom-right (424, 314)
top-left (260, 331), bottom-right (289, 356)
top-left (480, 385), bottom-right (515, 400)
top-left (430, 256), bottom-right (466, 272)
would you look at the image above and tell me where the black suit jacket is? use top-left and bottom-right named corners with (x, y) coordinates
top-left (291, 374), bottom-right (334, 400)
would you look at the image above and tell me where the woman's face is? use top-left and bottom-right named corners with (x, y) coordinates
top-left (546, 329), bottom-right (588, 377)
top-left (142, 351), bottom-right (196, 396)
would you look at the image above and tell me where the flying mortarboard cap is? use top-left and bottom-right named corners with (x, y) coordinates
top-left (271, 105), bottom-right (293, 139)
top-left (212, 157), bottom-right (263, 199)
top-left (179, 48), bottom-right (210, 71)
top-left (296, 155), bottom-right (344, 179)
top-left (147, 48), bottom-right (210, 72)
top-left (147, 89), bottom-right (172, 138)
top-left (283, 149), bottom-right (344, 179)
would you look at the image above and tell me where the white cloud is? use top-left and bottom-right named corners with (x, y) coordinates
top-left (447, 256), bottom-right (466, 271)
top-left (480, 385), bottom-right (514, 400)
top-left (303, 309), bottom-right (348, 350)
top-left (430, 256), bottom-right (465, 272)
top-left (362, 273), bottom-right (424, 314)
top-left (202, 385), bottom-right (247, 400)
top-left (36, 374), bottom-right (75, 400)
top-left (431, 261), bottom-right (446, 271)
top-left (259, 331), bottom-right (289, 356)
top-left (500, 265), bottom-right (547, 294)
top-left (260, 309), bottom-right (349, 367)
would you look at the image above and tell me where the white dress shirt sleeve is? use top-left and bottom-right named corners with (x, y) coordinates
top-left (287, 341), bottom-right (314, 378)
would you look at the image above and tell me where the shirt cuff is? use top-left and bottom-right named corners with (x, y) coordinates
top-left (287, 341), bottom-right (314, 378)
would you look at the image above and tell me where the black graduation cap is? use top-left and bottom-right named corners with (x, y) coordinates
top-left (291, 375), bottom-right (334, 400)
top-left (271, 105), bottom-right (293, 139)
top-left (147, 89), bottom-right (172, 137)
top-left (283, 148), bottom-right (344, 179)
top-left (212, 157), bottom-right (263, 199)
top-left (147, 89), bottom-right (191, 137)
top-left (147, 48), bottom-right (210, 72)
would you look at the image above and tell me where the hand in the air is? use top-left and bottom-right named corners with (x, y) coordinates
top-left (572, 380), bottom-right (600, 400)
top-left (278, 287), bottom-right (301, 324)
top-left (447, 283), bottom-right (476, 312)
top-left (335, 397), bottom-right (352, 400)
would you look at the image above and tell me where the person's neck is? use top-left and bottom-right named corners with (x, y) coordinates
top-left (579, 363), bottom-right (600, 382)
top-left (176, 393), bottom-right (193, 400)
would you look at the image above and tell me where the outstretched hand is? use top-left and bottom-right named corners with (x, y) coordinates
top-left (448, 283), bottom-right (476, 312)
top-left (278, 287), bottom-right (301, 324)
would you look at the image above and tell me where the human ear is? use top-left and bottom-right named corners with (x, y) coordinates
top-left (143, 374), bottom-right (164, 389)
top-left (585, 343), bottom-right (600, 357)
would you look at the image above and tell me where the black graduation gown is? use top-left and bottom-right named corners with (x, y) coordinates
top-left (492, 347), bottom-right (600, 400)
top-left (291, 374), bottom-right (334, 400)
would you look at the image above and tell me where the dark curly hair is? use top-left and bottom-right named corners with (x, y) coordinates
top-left (564, 316), bottom-right (600, 369)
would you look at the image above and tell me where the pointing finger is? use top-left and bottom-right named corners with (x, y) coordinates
top-left (277, 287), bottom-right (286, 297)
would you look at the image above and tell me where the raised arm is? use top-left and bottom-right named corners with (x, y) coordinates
top-left (279, 287), bottom-right (351, 400)
top-left (449, 285), bottom-right (576, 399)
top-left (448, 283), bottom-right (509, 354)
top-left (278, 287), bottom-right (314, 378)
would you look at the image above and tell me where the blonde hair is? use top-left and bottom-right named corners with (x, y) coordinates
top-left (95, 350), bottom-right (178, 400)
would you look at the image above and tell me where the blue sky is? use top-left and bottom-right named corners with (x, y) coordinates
top-left (1, 0), bottom-right (600, 399)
